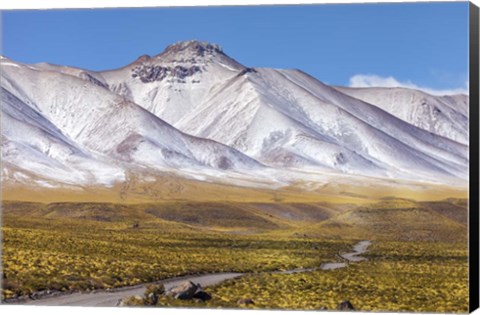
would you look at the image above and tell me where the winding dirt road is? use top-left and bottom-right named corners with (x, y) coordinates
top-left (7, 240), bottom-right (371, 307)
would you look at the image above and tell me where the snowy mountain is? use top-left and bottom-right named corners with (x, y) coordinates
top-left (0, 41), bottom-right (469, 191)
top-left (1, 84), bottom-right (125, 186)
top-left (173, 68), bottom-right (467, 181)
top-left (335, 87), bottom-right (469, 145)
top-left (1, 55), bottom-right (262, 188)
top-left (100, 41), bottom-right (245, 126)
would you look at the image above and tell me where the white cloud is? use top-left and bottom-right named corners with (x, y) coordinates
top-left (348, 74), bottom-right (468, 96)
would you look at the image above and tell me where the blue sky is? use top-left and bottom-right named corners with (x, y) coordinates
top-left (1, 2), bottom-right (470, 92)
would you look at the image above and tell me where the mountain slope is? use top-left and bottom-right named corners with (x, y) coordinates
top-left (1, 56), bottom-right (264, 188)
top-left (172, 67), bottom-right (468, 182)
top-left (1, 86), bottom-right (125, 186)
top-left (90, 41), bottom-right (468, 182)
top-left (335, 87), bottom-right (469, 145)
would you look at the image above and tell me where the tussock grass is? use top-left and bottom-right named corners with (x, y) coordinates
top-left (1, 203), bottom-right (349, 300)
top-left (164, 241), bottom-right (468, 313)
top-left (1, 198), bottom-right (468, 313)
top-left (295, 198), bottom-right (467, 242)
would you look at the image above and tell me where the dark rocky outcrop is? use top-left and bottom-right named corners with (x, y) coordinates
top-left (131, 64), bottom-right (202, 83)
top-left (131, 65), bottom-right (168, 83)
top-left (79, 72), bottom-right (109, 89)
top-left (237, 67), bottom-right (257, 77)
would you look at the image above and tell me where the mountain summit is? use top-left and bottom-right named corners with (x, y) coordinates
top-left (132, 40), bottom-right (241, 69)
top-left (161, 40), bottom-right (224, 57)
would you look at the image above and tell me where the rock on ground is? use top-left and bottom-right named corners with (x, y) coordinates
top-left (337, 300), bottom-right (355, 310)
top-left (166, 281), bottom-right (199, 300)
top-left (237, 298), bottom-right (255, 305)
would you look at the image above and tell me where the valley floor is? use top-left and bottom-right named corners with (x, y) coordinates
top-left (0, 198), bottom-right (469, 312)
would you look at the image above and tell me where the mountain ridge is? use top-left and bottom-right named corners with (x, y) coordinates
top-left (0, 40), bottom-right (470, 193)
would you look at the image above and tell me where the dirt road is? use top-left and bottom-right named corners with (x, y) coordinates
top-left (8, 240), bottom-right (371, 307)
top-left (13, 273), bottom-right (243, 307)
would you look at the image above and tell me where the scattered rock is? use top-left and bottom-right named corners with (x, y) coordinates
top-left (193, 290), bottom-right (212, 302)
top-left (166, 281), bottom-right (199, 300)
top-left (119, 279), bottom-right (215, 305)
top-left (117, 295), bottom-right (144, 307)
top-left (146, 292), bottom-right (158, 305)
top-left (237, 298), bottom-right (255, 305)
top-left (145, 283), bottom-right (165, 297)
top-left (337, 300), bottom-right (355, 311)
top-left (28, 290), bottom-right (58, 300)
